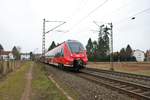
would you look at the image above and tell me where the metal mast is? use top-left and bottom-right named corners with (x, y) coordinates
top-left (93, 21), bottom-right (114, 70)
top-left (109, 23), bottom-right (114, 71)
top-left (42, 19), bottom-right (66, 58)
top-left (42, 19), bottom-right (46, 56)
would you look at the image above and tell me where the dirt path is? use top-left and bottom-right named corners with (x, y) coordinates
top-left (21, 63), bottom-right (33, 100)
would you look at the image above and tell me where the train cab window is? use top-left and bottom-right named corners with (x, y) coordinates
top-left (68, 42), bottom-right (84, 53)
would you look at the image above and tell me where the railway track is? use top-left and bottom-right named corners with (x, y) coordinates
top-left (83, 68), bottom-right (150, 86)
top-left (77, 70), bottom-right (150, 100)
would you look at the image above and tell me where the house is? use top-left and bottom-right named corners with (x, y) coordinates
top-left (20, 53), bottom-right (30, 60)
top-left (0, 51), bottom-right (14, 61)
top-left (146, 50), bottom-right (150, 61)
top-left (34, 53), bottom-right (41, 60)
top-left (133, 49), bottom-right (145, 62)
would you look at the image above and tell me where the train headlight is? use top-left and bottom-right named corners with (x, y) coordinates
top-left (71, 54), bottom-right (73, 57)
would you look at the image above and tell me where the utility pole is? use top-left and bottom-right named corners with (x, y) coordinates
top-left (108, 23), bottom-right (114, 71)
top-left (93, 21), bottom-right (114, 71)
top-left (42, 18), bottom-right (66, 59)
top-left (93, 21), bottom-right (104, 62)
top-left (42, 19), bottom-right (46, 57)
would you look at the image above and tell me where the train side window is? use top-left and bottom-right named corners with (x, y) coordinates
top-left (58, 49), bottom-right (60, 57)
top-left (54, 49), bottom-right (58, 57)
top-left (61, 48), bottom-right (64, 57)
top-left (55, 49), bottom-right (61, 57)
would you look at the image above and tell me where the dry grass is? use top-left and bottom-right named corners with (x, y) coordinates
top-left (0, 61), bottom-right (22, 76)
top-left (0, 62), bottom-right (30, 100)
top-left (31, 62), bottom-right (67, 100)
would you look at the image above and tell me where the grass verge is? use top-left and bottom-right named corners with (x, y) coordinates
top-left (87, 62), bottom-right (150, 76)
top-left (0, 61), bottom-right (31, 100)
top-left (129, 70), bottom-right (150, 76)
top-left (31, 62), bottom-right (67, 100)
top-left (44, 65), bottom-right (80, 100)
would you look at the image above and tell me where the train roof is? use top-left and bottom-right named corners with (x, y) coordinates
top-left (65, 40), bottom-right (80, 43)
top-left (45, 40), bottom-right (81, 53)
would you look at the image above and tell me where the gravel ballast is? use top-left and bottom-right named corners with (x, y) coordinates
top-left (44, 64), bottom-right (134, 100)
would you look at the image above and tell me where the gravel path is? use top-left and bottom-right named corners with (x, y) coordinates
top-left (45, 65), bottom-right (134, 100)
top-left (21, 63), bottom-right (33, 100)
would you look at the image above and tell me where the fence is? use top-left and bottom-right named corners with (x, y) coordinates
top-left (0, 60), bottom-right (21, 77)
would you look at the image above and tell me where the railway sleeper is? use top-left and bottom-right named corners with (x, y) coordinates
top-left (131, 89), bottom-right (142, 93)
top-left (96, 78), bottom-right (150, 99)
top-left (108, 81), bottom-right (116, 84)
top-left (112, 83), bottom-right (122, 87)
top-left (78, 73), bottom-right (150, 100)
top-left (118, 85), bottom-right (127, 88)
top-left (141, 91), bottom-right (150, 96)
top-left (123, 87), bottom-right (135, 91)
top-left (115, 87), bottom-right (150, 100)
top-left (86, 68), bottom-right (150, 82)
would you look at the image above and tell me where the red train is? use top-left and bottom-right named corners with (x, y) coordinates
top-left (44, 40), bottom-right (88, 71)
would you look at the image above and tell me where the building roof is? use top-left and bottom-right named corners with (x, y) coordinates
top-left (0, 51), bottom-right (12, 55)
top-left (133, 49), bottom-right (145, 53)
top-left (146, 50), bottom-right (150, 56)
top-left (20, 53), bottom-right (30, 55)
top-left (0, 44), bottom-right (4, 50)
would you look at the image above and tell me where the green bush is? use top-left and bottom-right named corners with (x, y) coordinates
top-left (88, 55), bottom-right (110, 62)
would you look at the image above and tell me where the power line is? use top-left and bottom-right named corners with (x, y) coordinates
top-left (42, 19), bottom-right (66, 56)
top-left (67, 0), bottom-right (89, 21)
top-left (95, 1), bottom-right (149, 23)
top-left (66, 1), bottom-right (150, 33)
top-left (114, 7), bottom-right (150, 26)
top-left (132, 7), bottom-right (150, 17)
top-left (82, 0), bottom-right (109, 19)
top-left (66, 0), bottom-right (109, 33)
top-left (56, 0), bottom-right (89, 34)
top-left (46, 22), bottom-right (66, 34)
top-left (90, 1), bottom-right (135, 26)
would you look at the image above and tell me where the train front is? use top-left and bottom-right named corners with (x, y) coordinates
top-left (66, 40), bottom-right (88, 71)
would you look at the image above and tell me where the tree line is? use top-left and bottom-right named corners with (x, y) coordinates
top-left (86, 38), bottom-right (136, 62)
top-left (86, 25), bottom-right (110, 61)
top-left (0, 44), bottom-right (21, 60)
top-left (85, 24), bottom-right (137, 62)
top-left (47, 31), bottom-right (136, 62)
top-left (47, 41), bottom-right (61, 51)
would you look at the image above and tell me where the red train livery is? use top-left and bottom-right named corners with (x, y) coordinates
top-left (44, 40), bottom-right (88, 71)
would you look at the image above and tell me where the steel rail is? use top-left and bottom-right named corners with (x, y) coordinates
top-left (85, 68), bottom-right (150, 81)
top-left (77, 70), bottom-right (150, 100)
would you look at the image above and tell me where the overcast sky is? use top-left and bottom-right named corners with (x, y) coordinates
top-left (0, 0), bottom-right (150, 53)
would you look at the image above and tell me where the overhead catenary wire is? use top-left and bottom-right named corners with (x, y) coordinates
top-left (68, 0), bottom-right (130, 32)
top-left (51, 0), bottom-right (89, 33)
top-left (66, 0), bottom-right (109, 33)
top-left (66, 0), bottom-right (132, 33)
top-left (80, 0), bottom-right (109, 20)
top-left (45, 22), bottom-right (66, 34)
top-left (65, 1), bottom-right (150, 34)
top-left (131, 7), bottom-right (150, 17)
top-left (91, 1), bottom-right (150, 27)
top-left (90, 6), bottom-right (150, 36)
top-left (72, 2), bottom-right (130, 31)
top-left (114, 7), bottom-right (150, 26)
top-left (67, 0), bottom-right (89, 22)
